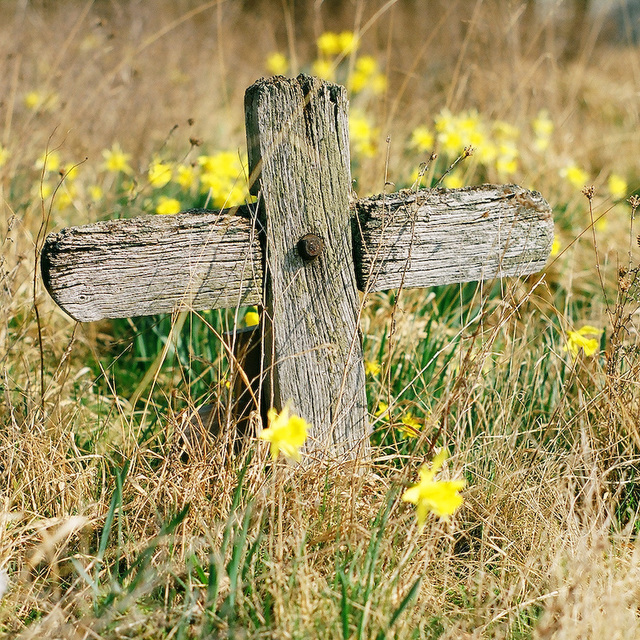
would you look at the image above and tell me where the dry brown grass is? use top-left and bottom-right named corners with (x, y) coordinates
top-left (1, 0), bottom-right (640, 638)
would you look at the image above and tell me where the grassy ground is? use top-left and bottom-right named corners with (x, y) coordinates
top-left (2, 0), bottom-right (640, 638)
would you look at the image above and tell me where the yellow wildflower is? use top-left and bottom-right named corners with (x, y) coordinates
top-left (564, 325), bottom-right (602, 357)
top-left (561, 163), bottom-right (589, 189)
top-left (155, 196), bottom-right (181, 215)
top-left (443, 172), bottom-right (464, 189)
top-left (338, 31), bottom-right (358, 55)
top-left (259, 402), bottom-right (310, 462)
top-left (349, 109), bottom-right (377, 158)
top-left (148, 160), bottom-right (172, 188)
top-left (312, 58), bottom-right (335, 81)
top-left (410, 126), bottom-right (435, 152)
top-left (532, 110), bottom-right (554, 138)
top-left (0, 145), bottom-right (9, 169)
top-left (244, 310), bottom-right (260, 327)
top-left (608, 174), bottom-right (627, 200)
top-left (402, 450), bottom-right (465, 525)
top-left (62, 163), bottom-right (80, 181)
top-left (493, 120), bottom-right (520, 142)
top-left (102, 144), bottom-right (132, 174)
top-left (266, 52), bottom-right (289, 76)
top-left (24, 91), bottom-right (42, 110)
top-left (175, 164), bottom-right (196, 190)
top-left (398, 413), bottom-right (422, 438)
top-left (495, 142), bottom-right (519, 177)
top-left (365, 360), bottom-right (381, 376)
top-left (350, 56), bottom-right (387, 94)
top-left (24, 90), bottom-right (58, 112)
top-left (532, 109), bottom-right (553, 152)
top-left (375, 401), bottom-right (389, 419)
top-left (551, 237), bottom-right (561, 257)
top-left (88, 185), bottom-right (104, 202)
top-left (34, 150), bottom-right (61, 172)
top-left (317, 31), bottom-right (341, 57)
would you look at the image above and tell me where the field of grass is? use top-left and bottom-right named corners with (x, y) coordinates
top-left (2, 0), bottom-right (640, 638)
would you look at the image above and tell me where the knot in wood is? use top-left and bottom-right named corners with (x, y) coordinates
top-left (297, 233), bottom-right (324, 261)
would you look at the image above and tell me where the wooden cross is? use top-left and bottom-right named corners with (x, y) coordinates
top-left (41, 75), bottom-right (553, 460)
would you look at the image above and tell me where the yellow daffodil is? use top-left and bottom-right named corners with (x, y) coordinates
top-left (175, 164), bottom-right (196, 190)
top-left (312, 58), bottom-right (335, 81)
top-left (551, 237), bottom-right (561, 257)
top-left (402, 450), bottom-right (465, 525)
top-left (561, 163), bottom-right (589, 189)
top-left (88, 185), bottom-right (104, 202)
top-left (155, 196), bottom-right (181, 215)
top-left (349, 109), bottom-right (377, 158)
top-left (148, 160), bottom-right (172, 188)
top-left (34, 150), bottom-right (61, 172)
top-left (398, 413), bottom-right (422, 438)
top-left (266, 52), bottom-right (289, 76)
top-left (0, 145), bottom-right (9, 169)
top-left (102, 144), bottom-right (132, 174)
top-left (410, 126), bottom-right (435, 152)
top-left (564, 325), bottom-right (602, 357)
top-left (259, 403), bottom-right (310, 462)
top-left (608, 174), bottom-right (627, 200)
top-left (365, 360), bottom-right (381, 376)
top-left (317, 31), bottom-right (341, 57)
top-left (375, 401), bottom-right (389, 420)
top-left (244, 310), bottom-right (260, 327)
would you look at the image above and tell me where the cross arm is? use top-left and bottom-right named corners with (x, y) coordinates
top-left (353, 184), bottom-right (553, 293)
top-left (40, 206), bottom-right (263, 322)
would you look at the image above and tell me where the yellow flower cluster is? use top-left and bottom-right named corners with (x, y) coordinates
top-left (412, 109), bottom-right (521, 184)
top-left (317, 31), bottom-right (358, 58)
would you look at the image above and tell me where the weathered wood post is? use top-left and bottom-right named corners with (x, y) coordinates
top-left (245, 76), bottom-right (368, 459)
top-left (40, 74), bottom-right (554, 463)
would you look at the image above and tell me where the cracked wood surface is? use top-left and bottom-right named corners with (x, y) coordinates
top-left (353, 184), bottom-right (553, 292)
top-left (40, 206), bottom-right (263, 322)
top-left (40, 186), bottom-right (553, 323)
top-left (245, 74), bottom-right (369, 460)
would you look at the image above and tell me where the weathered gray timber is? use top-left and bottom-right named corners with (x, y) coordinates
top-left (354, 185), bottom-right (552, 292)
top-left (245, 75), bottom-right (368, 458)
top-left (40, 74), bottom-right (554, 461)
top-left (41, 206), bottom-right (262, 322)
top-left (41, 188), bottom-right (553, 322)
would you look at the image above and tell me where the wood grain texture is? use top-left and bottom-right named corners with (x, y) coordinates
top-left (245, 74), bottom-right (369, 460)
top-left (354, 184), bottom-right (553, 292)
top-left (40, 207), bottom-right (263, 322)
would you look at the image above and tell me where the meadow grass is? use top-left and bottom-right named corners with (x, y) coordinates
top-left (1, 1), bottom-right (640, 638)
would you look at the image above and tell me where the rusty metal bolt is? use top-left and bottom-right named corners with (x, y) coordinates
top-left (297, 233), bottom-right (324, 261)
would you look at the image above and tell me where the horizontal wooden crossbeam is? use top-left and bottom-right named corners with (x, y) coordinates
top-left (41, 184), bottom-right (553, 322)
top-left (41, 206), bottom-right (262, 322)
top-left (354, 184), bottom-right (553, 292)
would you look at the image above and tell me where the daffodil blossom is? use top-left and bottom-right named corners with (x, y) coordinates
top-left (402, 450), bottom-right (465, 525)
top-left (563, 325), bottom-right (602, 357)
top-left (259, 403), bottom-right (309, 462)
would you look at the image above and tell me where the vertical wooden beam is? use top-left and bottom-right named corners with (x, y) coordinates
top-left (245, 74), bottom-right (369, 460)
